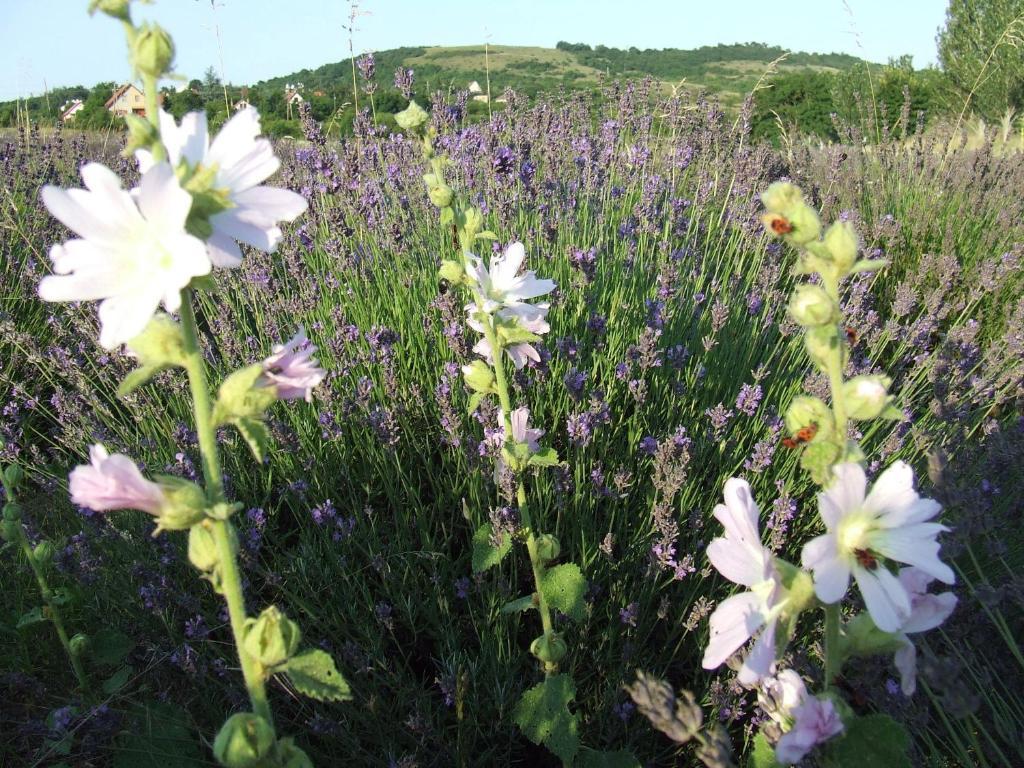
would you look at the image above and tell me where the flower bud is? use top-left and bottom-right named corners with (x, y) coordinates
top-left (822, 221), bottom-right (859, 274)
top-left (153, 477), bottom-right (207, 533)
top-left (33, 541), bottom-right (55, 567)
top-left (3, 464), bottom-right (25, 491)
top-left (242, 606), bottom-right (302, 669)
top-left (428, 183), bottom-right (454, 208)
top-left (803, 324), bottom-right (841, 373)
top-left (761, 182), bottom-right (803, 214)
top-left (462, 360), bottom-right (496, 393)
top-left (800, 440), bottom-right (842, 487)
top-left (0, 519), bottom-right (19, 542)
top-left (529, 632), bottom-right (568, 664)
top-left (3, 501), bottom-right (23, 521)
top-left (788, 285), bottom-right (839, 327)
top-left (188, 523), bottom-right (220, 573)
top-left (395, 100), bottom-right (429, 132)
top-left (784, 396), bottom-right (833, 440)
top-left (787, 203), bottom-right (822, 245)
top-left (439, 259), bottom-right (465, 284)
top-left (535, 534), bottom-right (561, 562)
top-left (212, 713), bottom-right (274, 768)
top-left (132, 23), bottom-right (175, 79)
top-left (277, 738), bottom-right (314, 768)
top-left (461, 206), bottom-right (484, 241)
top-left (842, 375), bottom-right (893, 420)
top-left (69, 632), bottom-right (90, 657)
top-left (88, 0), bottom-right (132, 21)
top-left (127, 314), bottom-right (187, 369)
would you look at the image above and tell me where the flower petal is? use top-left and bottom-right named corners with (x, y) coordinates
top-left (702, 591), bottom-right (764, 670)
top-left (855, 565), bottom-right (911, 632)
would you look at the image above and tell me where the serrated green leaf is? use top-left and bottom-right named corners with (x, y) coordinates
top-left (92, 628), bottom-right (135, 667)
top-left (472, 523), bottom-right (511, 573)
top-left (822, 714), bottom-right (911, 768)
top-left (540, 563), bottom-right (586, 622)
top-left (528, 447), bottom-right (559, 467)
top-left (578, 748), bottom-right (641, 768)
top-left (17, 607), bottom-right (46, 628)
top-left (233, 417), bottom-right (270, 463)
top-left (113, 701), bottom-right (204, 768)
top-left (749, 731), bottom-right (783, 768)
top-left (497, 325), bottom-right (543, 345)
top-left (102, 665), bottom-right (132, 694)
top-left (283, 649), bottom-right (353, 702)
top-left (513, 674), bottom-right (579, 764)
top-left (500, 595), bottom-right (536, 614)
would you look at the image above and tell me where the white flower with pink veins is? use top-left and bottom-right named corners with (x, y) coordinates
top-left (802, 462), bottom-right (954, 632)
top-left (137, 106), bottom-right (307, 268)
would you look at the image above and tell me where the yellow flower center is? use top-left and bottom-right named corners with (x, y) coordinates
top-left (836, 509), bottom-right (875, 556)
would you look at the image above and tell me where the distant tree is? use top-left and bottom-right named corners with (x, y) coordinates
top-left (937, 0), bottom-right (1024, 118)
top-left (751, 71), bottom-right (838, 143)
top-left (166, 88), bottom-right (205, 119)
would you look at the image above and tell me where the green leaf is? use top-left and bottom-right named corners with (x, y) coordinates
top-left (849, 258), bottom-right (888, 274)
top-left (578, 749), bottom-right (641, 768)
top-left (282, 649), bottom-right (353, 702)
top-left (528, 447), bottom-right (559, 467)
top-left (16, 607), bottom-right (46, 629)
top-left (439, 206), bottom-right (454, 226)
top-left (467, 391), bottom-right (486, 415)
top-left (822, 714), bottom-right (911, 768)
top-left (113, 702), bottom-right (204, 768)
top-left (475, 230), bottom-right (498, 240)
top-left (539, 563), bottom-right (586, 622)
top-left (513, 674), bottom-right (579, 763)
top-left (118, 364), bottom-right (167, 396)
top-left (102, 665), bottom-right (132, 694)
top-left (749, 732), bottom-right (783, 768)
top-left (500, 595), bottom-right (536, 614)
top-left (472, 523), bottom-right (511, 573)
top-left (233, 417), bottom-right (270, 463)
top-left (92, 628), bottom-right (135, 667)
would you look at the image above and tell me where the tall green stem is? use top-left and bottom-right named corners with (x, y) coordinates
top-left (824, 603), bottom-right (841, 686)
top-left (179, 292), bottom-right (276, 732)
top-left (1, 477), bottom-right (88, 690)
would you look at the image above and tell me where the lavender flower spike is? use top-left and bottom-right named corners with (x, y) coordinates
top-left (260, 326), bottom-right (326, 402)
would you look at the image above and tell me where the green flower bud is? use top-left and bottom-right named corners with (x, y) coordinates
top-left (0, 520), bottom-right (18, 542)
top-left (131, 23), bottom-right (175, 80)
top-left (822, 221), bottom-right (859, 274)
top-left (787, 202), bottom-right (822, 245)
top-left (212, 713), bottom-right (274, 768)
top-left (277, 738), bottom-right (314, 768)
top-left (462, 360), bottom-right (496, 393)
top-left (439, 259), bottom-right (464, 284)
top-left (69, 632), bottom-right (90, 657)
top-left (88, 0), bottom-right (132, 21)
top-left (127, 314), bottom-right (187, 369)
top-left (800, 440), bottom-right (842, 486)
top-left (242, 606), bottom-right (302, 669)
top-left (788, 285), bottom-right (839, 327)
top-left (784, 396), bottom-right (834, 441)
top-left (842, 375), bottom-right (893, 420)
top-left (188, 523), bottom-right (220, 573)
top-left (535, 534), bottom-right (561, 562)
top-left (153, 477), bottom-right (206, 533)
top-left (841, 612), bottom-right (907, 658)
top-left (428, 183), bottom-right (454, 208)
top-left (3, 501), bottom-right (23, 521)
top-left (461, 206), bottom-right (484, 241)
top-left (212, 364), bottom-right (278, 425)
top-left (33, 541), bottom-right (55, 567)
top-left (3, 464), bottom-right (25, 490)
top-left (761, 182), bottom-right (804, 214)
top-left (529, 632), bottom-right (568, 664)
top-left (395, 100), bottom-right (429, 132)
top-left (803, 324), bottom-right (841, 373)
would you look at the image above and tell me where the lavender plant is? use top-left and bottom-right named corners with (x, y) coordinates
top-left (27, 2), bottom-right (352, 765)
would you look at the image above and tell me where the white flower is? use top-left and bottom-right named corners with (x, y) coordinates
top-left (468, 303), bottom-right (550, 370)
top-left (39, 162), bottom-right (210, 349)
top-left (774, 694), bottom-right (844, 765)
top-left (802, 462), bottom-right (954, 632)
top-left (758, 669), bottom-right (807, 728)
top-left (891, 567), bottom-right (957, 695)
top-left (465, 241), bottom-right (555, 314)
top-left (702, 478), bottom-right (792, 684)
top-left (137, 107), bottom-right (307, 267)
top-left (260, 326), bottom-right (326, 402)
top-left (504, 407), bottom-right (544, 451)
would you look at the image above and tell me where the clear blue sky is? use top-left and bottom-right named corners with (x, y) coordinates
top-left (1, 0), bottom-right (949, 101)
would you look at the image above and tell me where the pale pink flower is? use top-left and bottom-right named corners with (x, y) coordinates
top-left (774, 694), bottom-right (844, 764)
top-left (504, 407), bottom-right (544, 450)
top-left (260, 327), bottom-right (326, 402)
top-left (137, 107), bottom-right (307, 267)
top-left (69, 444), bottom-right (166, 515)
top-left (758, 669), bottom-right (807, 728)
top-left (702, 478), bottom-right (791, 684)
top-left (802, 462), bottom-right (954, 632)
top-left (892, 567), bottom-right (957, 695)
top-left (468, 303), bottom-right (550, 370)
top-left (39, 162), bottom-right (210, 348)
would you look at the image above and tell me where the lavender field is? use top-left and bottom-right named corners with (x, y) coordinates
top-left (2, 48), bottom-right (1023, 768)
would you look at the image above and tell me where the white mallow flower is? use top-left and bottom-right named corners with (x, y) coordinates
top-left (39, 162), bottom-right (210, 349)
top-left (137, 107), bottom-right (307, 267)
top-left (702, 479), bottom-right (806, 684)
top-left (892, 567), bottom-right (957, 695)
top-left (802, 462), bottom-right (954, 633)
top-left (465, 241), bottom-right (555, 314)
top-left (757, 670), bottom-right (844, 766)
top-left (503, 407), bottom-right (544, 450)
top-left (758, 669), bottom-right (807, 728)
top-left (467, 303), bottom-right (551, 370)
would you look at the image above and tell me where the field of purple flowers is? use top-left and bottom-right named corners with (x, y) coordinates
top-left (2, 78), bottom-right (1023, 766)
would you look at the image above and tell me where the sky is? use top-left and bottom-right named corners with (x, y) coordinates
top-left (0, 0), bottom-right (950, 101)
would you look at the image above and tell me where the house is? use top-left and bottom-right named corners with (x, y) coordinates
top-left (59, 99), bottom-right (84, 122)
top-left (105, 83), bottom-right (163, 117)
top-left (234, 99), bottom-right (251, 111)
top-left (468, 80), bottom-right (489, 103)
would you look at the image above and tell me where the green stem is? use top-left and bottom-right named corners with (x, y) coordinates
top-left (141, 72), bottom-right (166, 164)
top-left (179, 292), bottom-right (275, 732)
top-left (824, 602), bottom-right (842, 686)
top-left (823, 275), bottom-right (849, 449)
top-left (2, 478), bottom-right (88, 691)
